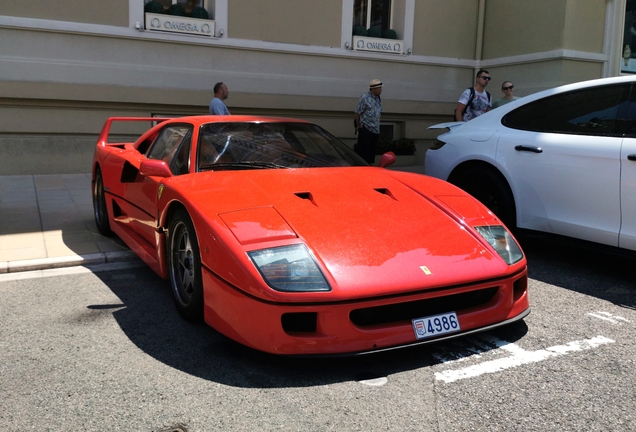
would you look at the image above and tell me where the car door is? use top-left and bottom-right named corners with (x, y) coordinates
top-left (496, 83), bottom-right (629, 247)
top-left (618, 85), bottom-right (636, 250)
top-left (123, 124), bottom-right (192, 246)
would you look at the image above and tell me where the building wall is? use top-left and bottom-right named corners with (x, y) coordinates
top-left (0, 0), bottom-right (625, 175)
top-left (228, 0), bottom-right (342, 47)
top-left (2, 0), bottom-right (129, 26)
top-left (485, 60), bottom-right (604, 99)
top-left (483, 0), bottom-right (568, 58)
top-left (480, 0), bottom-right (609, 101)
top-left (412, 0), bottom-right (480, 59)
top-left (483, 0), bottom-right (606, 58)
top-left (563, 0), bottom-right (606, 53)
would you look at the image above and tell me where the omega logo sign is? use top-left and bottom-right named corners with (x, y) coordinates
top-left (145, 13), bottom-right (215, 37)
top-left (353, 36), bottom-right (403, 54)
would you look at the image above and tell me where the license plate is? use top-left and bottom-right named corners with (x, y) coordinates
top-left (412, 312), bottom-right (460, 340)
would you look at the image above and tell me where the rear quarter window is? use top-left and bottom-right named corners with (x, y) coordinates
top-left (502, 84), bottom-right (630, 137)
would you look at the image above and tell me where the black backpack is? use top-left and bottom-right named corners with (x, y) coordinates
top-left (454, 87), bottom-right (491, 120)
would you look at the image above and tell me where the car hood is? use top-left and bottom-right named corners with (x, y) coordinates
top-left (171, 168), bottom-right (515, 299)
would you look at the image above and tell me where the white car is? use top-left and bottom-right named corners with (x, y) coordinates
top-left (426, 75), bottom-right (636, 251)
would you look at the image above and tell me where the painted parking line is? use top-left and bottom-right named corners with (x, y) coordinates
top-left (587, 311), bottom-right (630, 324)
top-left (434, 335), bottom-right (614, 383)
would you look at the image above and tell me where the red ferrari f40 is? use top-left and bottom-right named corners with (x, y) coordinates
top-left (91, 115), bottom-right (529, 355)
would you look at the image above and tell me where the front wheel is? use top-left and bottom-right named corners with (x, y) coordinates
top-left (451, 167), bottom-right (517, 229)
top-left (167, 209), bottom-right (204, 322)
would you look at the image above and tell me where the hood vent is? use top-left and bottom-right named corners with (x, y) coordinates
top-left (374, 187), bottom-right (397, 201)
top-left (294, 191), bottom-right (317, 206)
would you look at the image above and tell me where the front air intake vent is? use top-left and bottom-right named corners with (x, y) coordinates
top-left (282, 312), bottom-right (317, 333)
top-left (350, 287), bottom-right (498, 327)
top-left (121, 161), bottom-right (140, 183)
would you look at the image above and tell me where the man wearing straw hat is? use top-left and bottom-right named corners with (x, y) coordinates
top-left (353, 79), bottom-right (383, 164)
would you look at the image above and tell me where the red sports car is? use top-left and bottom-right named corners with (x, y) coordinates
top-left (92, 115), bottom-right (529, 355)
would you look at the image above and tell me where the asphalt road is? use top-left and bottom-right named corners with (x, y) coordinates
top-left (1, 235), bottom-right (635, 431)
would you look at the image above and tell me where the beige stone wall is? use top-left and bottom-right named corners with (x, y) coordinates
top-left (2, 0), bottom-right (129, 27)
top-left (228, 0), bottom-right (342, 47)
top-left (482, 0), bottom-right (568, 59)
top-left (412, 0), bottom-right (480, 58)
top-left (483, 59), bottom-right (605, 102)
top-left (563, 0), bottom-right (606, 53)
top-left (0, 25), bottom-right (465, 115)
top-left (0, 1), bottom-right (618, 175)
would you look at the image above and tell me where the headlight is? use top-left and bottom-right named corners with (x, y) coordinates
top-left (474, 226), bottom-right (524, 265)
top-left (248, 244), bottom-right (331, 292)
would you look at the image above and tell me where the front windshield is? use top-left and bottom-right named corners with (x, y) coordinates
top-left (197, 122), bottom-right (368, 171)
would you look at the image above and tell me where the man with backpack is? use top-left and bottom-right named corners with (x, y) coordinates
top-left (455, 69), bottom-right (492, 122)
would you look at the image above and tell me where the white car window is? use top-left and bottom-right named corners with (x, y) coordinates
top-left (502, 84), bottom-right (628, 137)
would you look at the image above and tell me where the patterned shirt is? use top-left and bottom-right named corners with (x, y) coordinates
top-left (458, 88), bottom-right (490, 121)
top-left (355, 92), bottom-right (382, 134)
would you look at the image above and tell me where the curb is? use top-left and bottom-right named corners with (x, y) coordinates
top-left (0, 250), bottom-right (139, 274)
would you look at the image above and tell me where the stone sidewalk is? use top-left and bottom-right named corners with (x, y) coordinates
top-left (0, 174), bottom-right (135, 274)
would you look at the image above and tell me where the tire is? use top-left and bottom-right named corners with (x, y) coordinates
top-left (451, 166), bottom-right (517, 229)
top-left (167, 209), bottom-right (204, 322)
top-left (92, 168), bottom-right (112, 236)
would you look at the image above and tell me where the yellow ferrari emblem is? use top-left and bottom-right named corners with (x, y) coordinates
top-left (420, 266), bottom-right (432, 275)
top-left (158, 184), bottom-right (164, 200)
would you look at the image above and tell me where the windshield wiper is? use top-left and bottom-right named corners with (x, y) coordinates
top-left (199, 161), bottom-right (289, 171)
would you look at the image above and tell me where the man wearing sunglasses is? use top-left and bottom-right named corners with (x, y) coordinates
top-left (492, 81), bottom-right (519, 108)
top-left (454, 69), bottom-right (492, 122)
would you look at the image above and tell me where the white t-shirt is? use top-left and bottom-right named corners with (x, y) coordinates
top-left (458, 88), bottom-right (491, 121)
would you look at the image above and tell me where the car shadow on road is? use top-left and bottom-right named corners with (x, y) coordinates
top-left (94, 266), bottom-right (528, 389)
top-left (517, 230), bottom-right (636, 310)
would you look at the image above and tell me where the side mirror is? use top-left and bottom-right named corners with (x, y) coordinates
top-left (378, 151), bottom-right (396, 168)
top-left (140, 159), bottom-right (172, 178)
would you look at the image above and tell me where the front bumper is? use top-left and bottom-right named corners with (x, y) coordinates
top-left (202, 267), bottom-right (530, 355)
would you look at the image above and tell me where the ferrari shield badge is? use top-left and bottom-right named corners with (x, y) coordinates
top-left (420, 266), bottom-right (432, 275)
top-left (158, 184), bottom-right (164, 200)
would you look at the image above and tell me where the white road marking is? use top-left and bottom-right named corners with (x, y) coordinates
top-left (358, 377), bottom-right (388, 387)
top-left (587, 311), bottom-right (630, 324)
top-left (435, 335), bottom-right (614, 383)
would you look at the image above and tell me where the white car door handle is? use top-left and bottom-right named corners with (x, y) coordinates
top-left (515, 145), bottom-right (543, 153)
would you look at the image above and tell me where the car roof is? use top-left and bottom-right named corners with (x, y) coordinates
top-left (523, 75), bottom-right (636, 102)
top-left (167, 115), bottom-right (313, 127)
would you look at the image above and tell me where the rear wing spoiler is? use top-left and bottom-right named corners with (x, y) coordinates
top-left (97, 117), bottom-right (173, 146)
top-left (427, 121), bottom-right (465, 131)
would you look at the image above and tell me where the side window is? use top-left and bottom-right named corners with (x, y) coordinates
top-left (147, 125), bottom-right (192, 170)
top-left (502, 84), bottom-right (629, 137)
top-left (170, 134), bottom-right (191, 175)
top-left (620, 84), bottom-right (636, 138)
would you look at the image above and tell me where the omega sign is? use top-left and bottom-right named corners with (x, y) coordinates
top-left (352, 36), bottom-right (404, 54)
top-left (144, 13), bottom-right (215, 37)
